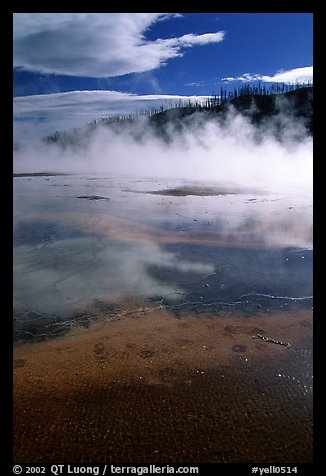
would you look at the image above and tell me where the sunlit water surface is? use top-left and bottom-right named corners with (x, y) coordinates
top-left (13, 173), bottom-right (312, 339)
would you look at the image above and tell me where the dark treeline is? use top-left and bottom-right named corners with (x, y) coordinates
top-left (216, 80), bottom-right (312, 106)
top-left (43, 81), bottom-right (313, 147)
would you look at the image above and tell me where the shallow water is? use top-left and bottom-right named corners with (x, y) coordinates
top-left (13, 174), bottom-right (313, 463)
top-left (13, 174), bottom-right (312, 340)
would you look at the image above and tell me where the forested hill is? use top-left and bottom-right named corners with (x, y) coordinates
top-left (149, 86), bottom-right (313, 135)
top-left (43, 86), bottom-right (313, 148)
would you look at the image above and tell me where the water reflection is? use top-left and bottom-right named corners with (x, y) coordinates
top-left (13, 232), bottom-right (215, 314)
top-left (13, 174), bottom-right (313, 339)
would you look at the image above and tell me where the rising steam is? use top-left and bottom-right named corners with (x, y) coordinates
top-left (13, 103), bottom-right (313, 195)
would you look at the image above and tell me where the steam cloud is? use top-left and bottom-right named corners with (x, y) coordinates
top-left (13, 104), bottom-right (313, 196)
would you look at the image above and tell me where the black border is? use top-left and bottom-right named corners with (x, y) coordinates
top-left (6, 2), bottom-right (319, 474)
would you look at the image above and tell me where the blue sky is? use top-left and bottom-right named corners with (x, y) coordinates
top-left (13, 13), bottom-right (313, 141)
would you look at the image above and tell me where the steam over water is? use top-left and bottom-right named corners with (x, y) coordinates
top-left (13, 107), bottom-right (313, 339)
top-left (14, 106), bottom-right (312, 195)
top-left (13, 107), bottom-right (313, 464)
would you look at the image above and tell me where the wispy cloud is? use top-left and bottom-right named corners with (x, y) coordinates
top-left (185, 81), bottom-right (205, 87)
top-left (222, 66), bottom-right (313, 84)
top-left (176, 32), bottom-right (225, 47)
top-left (13, 90), bottom-right (209, 141)
top-left (13, 13), bottom-right (225, 78)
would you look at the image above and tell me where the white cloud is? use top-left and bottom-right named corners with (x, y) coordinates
top-left (262, 66), bottom-right (313, 83)
top-left (13, 13), bottom-right (225, 78)
top-left (176, 32), bottom-right (225, 46)
top-left (13, 90), bottom-right (209, 141)
top-left (222, 66), bottom-right (313, 84)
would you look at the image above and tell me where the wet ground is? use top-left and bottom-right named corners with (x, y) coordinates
top-left (13, 174), bottom-right (313, 463)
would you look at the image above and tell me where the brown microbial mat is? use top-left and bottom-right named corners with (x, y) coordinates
top-left (14, 301), bottom-right (312, 464)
